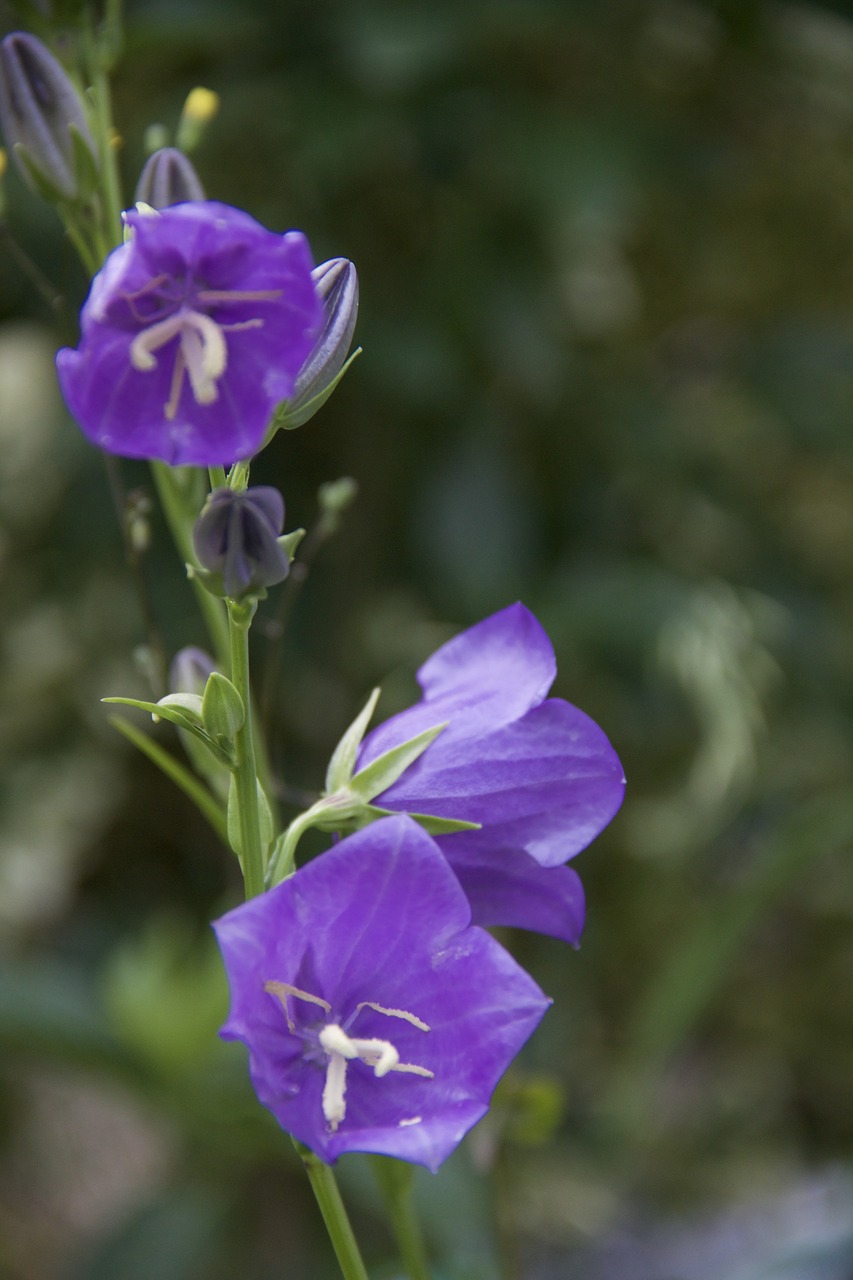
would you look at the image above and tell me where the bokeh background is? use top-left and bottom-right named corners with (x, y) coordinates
top-left (2, 0), bottom-right (853, 1276)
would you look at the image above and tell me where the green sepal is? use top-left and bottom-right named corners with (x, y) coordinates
top-left (325, 687), bottom-right (381, 793)
top-left (227, 775), bottom-right (274, 863)
top-left (201, 672), bottom-right (245, 745)
top-left (68, 121), bottom-right (100, 200)
top-left (348, 721), bottom-right (448, 803)
top-left (278, 528), bottom-right (306, 562)
top-left (275, 347), bottom-right (363, 431)
top-left (102, 695), bottom-right (235, 767)
top-left (363, 804), bottom-right (481, 836)
top-left (13, 142), bottom-right (69, 203)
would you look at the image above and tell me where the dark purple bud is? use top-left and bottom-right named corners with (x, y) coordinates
top-left (134, 147), bottom-right (206, 209)
top-left (283, 258), bottom-right (359, 428)
top-left (193, 486), bottom-right (289, 600)
top-left (0, 32), bottom-right (97, 200)
top-left (169, 646), bottom-right (217, 698)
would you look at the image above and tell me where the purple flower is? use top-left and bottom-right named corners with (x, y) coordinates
top-left (56, 202), bottom-right (323, 466)
top-left (193, 485), bottom-right (288, 600)
top-left (213, 815), bottom-right (550, 1171)
top-left (356, 603), bottom-right (625, 944)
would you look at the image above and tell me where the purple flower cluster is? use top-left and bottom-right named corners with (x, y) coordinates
top-left (55, 199), bottom-right (625, 1172)
top-left (216, 604), bottom-right (624, 1168)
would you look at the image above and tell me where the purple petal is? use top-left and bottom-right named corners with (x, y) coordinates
top-left (376, 699), bottom-right (626, 867)
top-left (357, 603), bottom-right (557, 768)
top-left (439, 836), bottom-right (586, 945)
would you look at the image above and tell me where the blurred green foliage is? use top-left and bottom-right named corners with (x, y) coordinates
top-left (2, 0), bottom-right (853, 1276)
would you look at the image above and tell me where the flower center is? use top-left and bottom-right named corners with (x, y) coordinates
top-left (264, 980), bottom-right (434, 1133)
top-left (125, 282), bottom-right (283, 420)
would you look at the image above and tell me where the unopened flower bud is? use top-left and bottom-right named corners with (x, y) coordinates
top-left (193, 486), bottom-right (289, 601)
top-left (169, 646), bottom-right (217, 699)
top-left (282, 258), bottom-right (359, 428)
top-left (0, 32), bottom-right (98, 201)
top-left (134, 146), bottom-right (205, 209)
top-left (176, 86), bottom-right (219, 153)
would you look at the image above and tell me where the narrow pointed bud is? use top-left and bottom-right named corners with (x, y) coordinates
top-left (0, 32), bottom-right (98, 201)
top-left (280, 258), bottom-right (359, 428)
top-left (192, 486), bottom-right (289, 601)
top-left (176, 87), bottom-right (219, 153)
top-left (134, 146), bottom-right (205, 209)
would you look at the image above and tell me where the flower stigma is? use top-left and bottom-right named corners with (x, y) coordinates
top-left (123, 268), bottom-right (284, 420)
top-left (264, 979), bottom-right (434, 1132)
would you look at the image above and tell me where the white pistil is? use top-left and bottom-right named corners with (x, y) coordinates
top-left (317, 1020), bottom-right (434, 1133)
top-left (129, 307), bottom-right (229, 418)
top-left (266, 978), bottom-right (434, 1133)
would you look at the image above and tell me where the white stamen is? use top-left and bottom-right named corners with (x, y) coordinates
top-left (268, 982), bottom-right (434, 1133)
top-left (197, 288), bottom-right (283, 305)
top-left (264, 980), bottom-right (331, 1032)
top-left (354, 1001), bottom-right (430, 1032)
top-left (398, 1116), bottom-right (422, 1127)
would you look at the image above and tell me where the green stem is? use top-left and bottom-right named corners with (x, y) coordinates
top-left (297, 1144), bottom-right (371, 1280)
top-left (82, 23), bottom-right (124, 248)
top-left (371, 1156), bottom-right (432, 1280)
top-left (229, 601), bottom-right (265, 899)
top-left (150, 462), bottom-right (231, 669)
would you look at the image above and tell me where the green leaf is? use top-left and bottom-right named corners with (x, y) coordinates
top-left (325, 687), bottom-right (381, 793)
top-left (348, 721), bottom-right (447, 802)
top-left (201, 672), bottom-right (245, 742)
top-left (103, 696), bottom-right (234, 767)
top-left (279, 527), bottom-right (306, 561)
top-left (226, 775), bottom-right (274, 862)
top-left (109, 715), bottom-right (228, 844)
top-left (365, 805), bottom-right (481, 835)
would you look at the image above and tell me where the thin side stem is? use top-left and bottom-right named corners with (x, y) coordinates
top-left (229, 602), bottom-right (265, 899)
top-left (371, 1156), bottom-right (432, 1280)
top-left (82, 26), bottom-right (124, 248)
top-left (109, 715), bottom-right (227, 843)
top-left (297, 1144), bottom-right (371, 1280)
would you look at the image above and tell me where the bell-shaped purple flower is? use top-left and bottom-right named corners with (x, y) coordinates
top-left (213, 815), bottom-right (550, 1171)
top-left (56, 202), bottom-right (323, 466)
top-left (193, 485), bottom-right (288, 600)
top-left (355, 603), bottom-right (625, 944)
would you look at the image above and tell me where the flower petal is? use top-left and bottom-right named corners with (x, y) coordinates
top-left (439, 836), bottom-right (586, 945)
top-left (357, 603), bottom-right (557, 769)
top-left (375, 699), bottom-right (625, 867)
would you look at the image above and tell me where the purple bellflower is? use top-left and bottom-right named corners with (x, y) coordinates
top-left (355, 603), bottom-right (625, 944)
top-left (56, 202), bottom-right (322, 466)
top-left (213, 814), bottom-right (550, 1171)
top-left (193, 485), bottom-right (288, 600)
